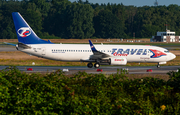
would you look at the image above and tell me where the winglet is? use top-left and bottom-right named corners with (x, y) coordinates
top-left (89, 40), bottom-right (97, 52)
top-left (88, 40), bottom-right (110, 57)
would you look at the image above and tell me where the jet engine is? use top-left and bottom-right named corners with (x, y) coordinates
top-left (110, 57), bottom-right (127, 65)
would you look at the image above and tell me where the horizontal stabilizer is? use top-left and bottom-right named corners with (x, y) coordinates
top-left (4, 42), bottom-right (16, 46)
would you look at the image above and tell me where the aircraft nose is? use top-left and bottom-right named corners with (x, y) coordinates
top-left (171, 53), bottom-right (176, 60)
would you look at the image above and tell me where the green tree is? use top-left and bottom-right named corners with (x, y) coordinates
top-left (112, 4), bottom-right (127, 37)
top-left (29, 0), bottom-right (51, 17)
top-left (65, 3), bottom-right (95, 38)
top-left (23, 9), bottom-right (43, 36)
top-left (94, 10), bottom-right (125, 38)
top-left (0, 2), bottom-right (23, 39)
top-left (141, 25), bottom-right (160, 38)
top-left (46, 2), bottom-right (94, 39)
top-left (43, 0), bottom-right (70, 37)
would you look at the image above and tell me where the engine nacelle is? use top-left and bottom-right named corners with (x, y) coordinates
top-left (110, 57), bottom-right (127, 65)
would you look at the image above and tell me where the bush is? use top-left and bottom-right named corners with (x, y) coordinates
top-left (0, 66), bottom-right (180, 114)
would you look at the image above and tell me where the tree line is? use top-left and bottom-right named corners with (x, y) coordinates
top-left (0, 0), bottom-right (180, 39)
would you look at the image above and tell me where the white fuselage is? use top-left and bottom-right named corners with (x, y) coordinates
top-left (17, 44), bottom-right (176, 63)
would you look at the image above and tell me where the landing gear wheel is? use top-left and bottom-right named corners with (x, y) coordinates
top-left (94, 63), bottom-right (100, 68)
top-left (157, 65), bottom-right (160, 68)
top-left (87, 63), bottom-right (93, 68)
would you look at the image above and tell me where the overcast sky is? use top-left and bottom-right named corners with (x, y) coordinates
top-left (69, 0), bottom-right (180, 7)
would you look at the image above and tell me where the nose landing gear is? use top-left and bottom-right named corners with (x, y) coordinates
top-left (157, 63), bottom-right (160, 68)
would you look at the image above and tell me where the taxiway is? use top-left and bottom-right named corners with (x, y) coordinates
top-left (0, 65), bottom-right (179, 75)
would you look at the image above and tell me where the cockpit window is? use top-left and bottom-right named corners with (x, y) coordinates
top-left (164, 50), bottom-right (169, 53)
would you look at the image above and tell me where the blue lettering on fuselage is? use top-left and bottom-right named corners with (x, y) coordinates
top-left (124, 49), bottom-right (130, 54)
top-left (130, 49), bottom-right (137, 55)
top-left (142, 49), bottom-right (147, 55)
top-left (117, 49), bottom-right (123, 54)
top-left (111, 48), bottom-right (148, 56)
top-left (112, 48), bottom-right (117, 54)
top-left (137, 49), bottom-right (143, 55)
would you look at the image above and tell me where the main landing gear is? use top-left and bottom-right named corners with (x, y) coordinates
top-left (94, 63), bottom-right (100, 68)
top-left (87, 63), bottom-right (93, 68)
top-left (87, 62), bottom-right (100, 68)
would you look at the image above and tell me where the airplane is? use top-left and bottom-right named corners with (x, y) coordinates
top-left (7, 12), bottom-right (176, 68)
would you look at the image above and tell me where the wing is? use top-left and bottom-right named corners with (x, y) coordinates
top-left (89, 40), bottom-right (111, 59)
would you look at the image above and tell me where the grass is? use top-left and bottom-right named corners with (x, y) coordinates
top-left (0, 58), bottom-right (86, 66)
top-left (0, 56), bottom-right (179, 67)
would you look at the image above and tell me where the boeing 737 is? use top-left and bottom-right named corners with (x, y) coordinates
top-left (8, 12), bottom-right (176, 68)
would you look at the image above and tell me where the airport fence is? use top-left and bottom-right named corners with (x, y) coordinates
top-left (0, 66), bottom-right (180, 114)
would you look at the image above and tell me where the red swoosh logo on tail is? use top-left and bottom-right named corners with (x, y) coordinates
top-left (22, 31), bottom-right (29, 37)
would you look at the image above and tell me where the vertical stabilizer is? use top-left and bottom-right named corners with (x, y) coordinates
top-left (12, 12), bottom-right (52, 44)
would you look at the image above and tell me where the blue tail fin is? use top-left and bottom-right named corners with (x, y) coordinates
top-left (12, 12), bottom-right (53, 44)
